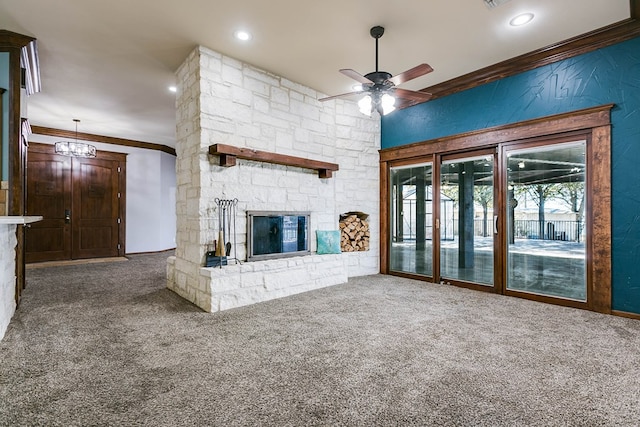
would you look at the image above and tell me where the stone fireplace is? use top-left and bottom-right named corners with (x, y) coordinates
top-left (167, 46), bottom-right (381, 313)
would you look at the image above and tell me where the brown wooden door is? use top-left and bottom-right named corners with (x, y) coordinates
top-left (26, 143), bottom-right (126, 263)
top-left (25, 150), bottom-right (72, 262)
top-left (71, 157), bottom-right (121, 259)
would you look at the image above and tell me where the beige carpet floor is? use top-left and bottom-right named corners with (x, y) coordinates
top-left (1, 251), bottom-right (639, 426)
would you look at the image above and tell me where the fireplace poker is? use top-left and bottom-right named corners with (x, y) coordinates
top-left (222, 201), bottom-right (226, 248)
top-left (231, 199), bottom-right (236, 258)
top-left (214, 198), bottom-right (224, 256)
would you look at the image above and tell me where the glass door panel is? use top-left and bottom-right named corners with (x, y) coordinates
top-left (506, 142), bottom-right (587, 301)
top-left (440, 155), bottom-right (494, 286)
top-left (389, 163), bottom-right (433, 277)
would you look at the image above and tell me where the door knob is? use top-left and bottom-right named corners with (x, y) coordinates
top-left (65, 209), bottom-right (71, 223)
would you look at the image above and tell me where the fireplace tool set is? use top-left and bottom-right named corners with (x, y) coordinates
top-left (206, 198), bottom-right (239, 267)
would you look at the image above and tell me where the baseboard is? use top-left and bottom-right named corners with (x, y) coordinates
top-left (611, 310), bottom-right (640, 321)
top-left (26, 257), bottom-right (129, 269)
top-left (125, 248), bottom-right (176, 256)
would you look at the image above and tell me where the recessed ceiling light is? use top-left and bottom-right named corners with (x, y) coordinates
top-left (168, 86), bottom-right (177, 93)
top-left (234, 30), bottom-right (252, 41)
top-left (510, 13), bottom-right (534, 26)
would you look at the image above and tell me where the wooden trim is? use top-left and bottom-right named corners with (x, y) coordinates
top-left (0, 31), bottom-right (33, 307)
top-left (611, 310), bottom-right (640, 321)
top-left (495, 145), bottom-right (506, 295)
top-left (432, 155), bottom-right (441, 282)
top-left (401, 0), bottom-right (640, 106)
top-left (30, 126), bottom-right (176, 156)
top-left (0, 87), bottom-right (4, 185)
top-left (379, 161), bottom-right (389, 273)
top-left (0, 30), bottom-right (35, 50)
top-left (209, 143), bottom-right (339, 179)
top-left (117, 158), bottom-right (127, 257)
top-left (380, 104), bottom-right (614, 163)
top-left (29, 141), bottom-right (130, 162)
top-left (590, 125), bottom-right (612, 313)
top-left (631, 0), bottom-right (640, 19)
top-left (388, 271), bottom-right (435, 283)
top-left (503, 289), bottom-right (590, 310)
top-left (7, 46), bottom-right (25, 216)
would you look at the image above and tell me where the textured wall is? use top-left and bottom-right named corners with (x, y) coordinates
top-left (382, 36), bottom-right (640, 314)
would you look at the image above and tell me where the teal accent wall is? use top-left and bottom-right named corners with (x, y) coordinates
top-left (381, 36), bottom-right (640, 314)
top-left (0, 52), bottom-right (8, 181)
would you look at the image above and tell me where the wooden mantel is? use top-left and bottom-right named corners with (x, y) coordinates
top-left (208, 144), bottom-right (339, 178)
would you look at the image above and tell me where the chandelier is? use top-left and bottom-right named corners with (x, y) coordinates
top-left (54, 119), bottom-right (97, 158)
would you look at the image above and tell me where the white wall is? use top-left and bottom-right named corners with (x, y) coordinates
top-left (27, 135), bottom-right (176, 254)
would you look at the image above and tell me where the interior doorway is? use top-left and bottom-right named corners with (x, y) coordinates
top-left (25, 142), bottom-right (126, 263)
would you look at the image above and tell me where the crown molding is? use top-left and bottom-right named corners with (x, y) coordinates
top-left (30, 126), bottom-right (176, 156)
top-left (0, 29), bottom-right (35, 50)
top-left (399, 0), bottom-right (640, 108)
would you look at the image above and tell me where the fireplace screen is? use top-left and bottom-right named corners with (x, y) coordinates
top-left (247, 211), bottom-right (310, 261)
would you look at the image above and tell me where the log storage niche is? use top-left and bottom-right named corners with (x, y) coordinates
top-left (339, 211), bottom-right (370, 252)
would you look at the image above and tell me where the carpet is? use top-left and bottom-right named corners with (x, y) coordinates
top-left (1, 251), bottom-right (639, 426)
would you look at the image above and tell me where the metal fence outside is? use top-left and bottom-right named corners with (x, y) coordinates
top-left (474, 219), bottom-right (582, 242)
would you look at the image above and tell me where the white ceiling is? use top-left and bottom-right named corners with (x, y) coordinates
top-left (0, 0), bottom-right (631, 148)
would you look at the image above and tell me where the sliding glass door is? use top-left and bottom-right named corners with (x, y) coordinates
top-left (439, 152), bottom-right (495, 287)
top-left (505, 141), bottom-right (587, 301)
top-left (387, 140), bottom-right (589, 305)
top-left (389, 163), bottom-right (433, 277)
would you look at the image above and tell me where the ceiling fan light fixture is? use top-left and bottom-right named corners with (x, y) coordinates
top-left (319, 26), bottom-right (434, 113)
top-left (358, 95), bottom-right (373, 116)
top-left (381, 93), bottom-right (396, 115)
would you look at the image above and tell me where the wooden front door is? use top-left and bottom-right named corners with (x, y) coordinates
top-left (26, 143), bottom-right (126, 263)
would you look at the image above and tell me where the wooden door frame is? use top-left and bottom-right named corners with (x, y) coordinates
top-left (379, 104), bottom-right (613, 314)
top-left (27, 142), bottom-right (127, 258)
top-left (500, 133), bottom-right (594, 311)
top-left (385, 158), bottom-right (437, 283)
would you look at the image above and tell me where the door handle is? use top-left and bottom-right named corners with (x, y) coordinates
top-left (65, 209), bottom-right (71, 223)
top-left (493, 215), bottom-right (498, 234)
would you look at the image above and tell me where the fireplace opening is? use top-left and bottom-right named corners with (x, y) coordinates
top-left (247, 211), bottom-right (310, 261)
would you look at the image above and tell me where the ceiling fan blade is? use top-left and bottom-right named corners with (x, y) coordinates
top-left (387, 63), bottom-right (434, 86)
top-left (393, 87), bottom-right (433, 102)
top-left (318, 91), bottom-right (365, 102)
top-left (339, 69), bottom-right (374, 84)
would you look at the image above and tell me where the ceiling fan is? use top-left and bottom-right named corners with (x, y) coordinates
top-left (319, 25), bottom-right (434, 116)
